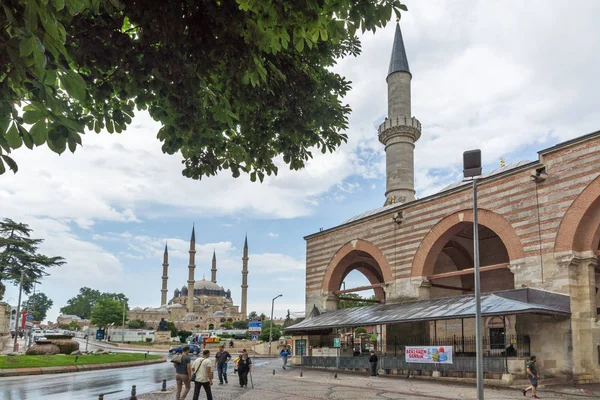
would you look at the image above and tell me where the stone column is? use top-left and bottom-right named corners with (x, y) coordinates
top-left (567, 253), bottom-right (598, 382)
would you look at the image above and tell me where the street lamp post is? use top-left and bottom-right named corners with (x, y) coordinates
top-left (463, 149), bottom-right (484, 400)
top-left (269, 294), bottom-right (283, 356)
top-left (122, 302), bottom-right (126, 343)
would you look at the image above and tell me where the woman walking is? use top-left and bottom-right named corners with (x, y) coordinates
top-left (237, 352), bottom-right (252, 388)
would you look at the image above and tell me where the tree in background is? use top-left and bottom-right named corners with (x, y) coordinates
top-left (232, 320), bottom-right (249, 330)
top-left (0, 218), bottom-right (65, 299)
top-left (127, 319), bottom-right (146, 329)
top-left (0, 0), bottom-right (407, 178)
top-left (258, 320), bottom-right (282, 342)
top-left (60, 287), bottom-right (127, 319)
top-left (259, 313), bottom-right (267, 322)
top-left (166, 322), bottom-right (178, 338)
top-left (221, 321), bottom-right (233, 329)
top-left (21, 292), bottom-right (53, 321)
top-left (338, 293), bottom-right (376, 309)
top-left (354, 327), bottom-right (367, 337)
top-left (248, 311), bottom-right (258, 320)
top-left (90, 297), bottom-right (127, 328)
top-left (178, 330), bottom-right (192, 344)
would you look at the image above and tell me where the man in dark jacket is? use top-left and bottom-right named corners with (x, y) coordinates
top-left (369, 350), bottom-right (378, 376)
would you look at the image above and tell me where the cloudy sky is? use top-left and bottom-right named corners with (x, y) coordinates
top-left (3, 0), bottom-right (600, 323)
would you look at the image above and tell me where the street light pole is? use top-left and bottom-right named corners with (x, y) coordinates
top-left (269, 294), bottom-right (283, 356)
top-left (12, 271), bottom-right (25, 353)
top-left (463, 149), bottom-right (484, 400)
top-left (122, 302), bottom-right (126, 343)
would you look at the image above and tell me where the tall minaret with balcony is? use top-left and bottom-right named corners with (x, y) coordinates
top-left (379, 18), bottom-right (421, 205)
top-left (160, 243), bottom-right (169, 305)
top-left (187, 225), bottom-right (196, 313)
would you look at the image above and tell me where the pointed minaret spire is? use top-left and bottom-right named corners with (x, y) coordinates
top-left (211, 249), bottom-right (217, 283)
top-left (161, 242), bottom-right (169, 306)
top-left (379, 16), bottom-right (420, 206)
top-left (241, 234), bottom-right (249, 319)
top-left (388, 17), bottom-right (410, 77)
top-left (187, 225), bottom-right (196, 313)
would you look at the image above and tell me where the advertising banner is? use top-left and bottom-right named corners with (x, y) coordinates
top-left (405, 346), bottom-right (453, 364)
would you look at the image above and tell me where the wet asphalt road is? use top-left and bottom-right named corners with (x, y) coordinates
top-left (0, 341), bottom-right (269, 400)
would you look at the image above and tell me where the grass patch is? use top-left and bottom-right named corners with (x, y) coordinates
top-left (0, 353), bottom-right (163, 369)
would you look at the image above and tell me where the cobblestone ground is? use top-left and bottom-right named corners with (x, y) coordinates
top-left (133, 363), bottom-right (600, 400)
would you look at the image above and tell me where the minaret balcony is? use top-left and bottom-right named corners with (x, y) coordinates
top-left (378, 116), bottom-right (421, 144)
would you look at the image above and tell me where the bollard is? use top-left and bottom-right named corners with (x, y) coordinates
top-left (75, 355), bottom-right (78, 362)
top-left (161, 379), bottom-right (167, 392)
top-left (300, 371), bottom-right (303, 377)
top-left (98, 395), bottom-right (104, 400)
top-left (334, 373), bottom-right (337, 379)
top-left (145, 351), bottom-right (148, 359)
top-left (272, 369), bottom-right (275, 375)
top-left (130, 384), bottom-right (137, 400)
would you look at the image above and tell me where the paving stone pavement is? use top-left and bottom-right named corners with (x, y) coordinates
top-left (133, 363), bottom-right (600, 400)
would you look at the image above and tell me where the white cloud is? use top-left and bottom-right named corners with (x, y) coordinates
top-left (267, 232), bottom-right (279, 238)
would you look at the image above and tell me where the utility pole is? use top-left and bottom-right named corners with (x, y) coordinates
top-left (13, 271), bottom-right (25, 353)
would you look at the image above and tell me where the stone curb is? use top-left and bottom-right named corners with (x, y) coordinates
top-left (0, 357), bottom-right (166, 377)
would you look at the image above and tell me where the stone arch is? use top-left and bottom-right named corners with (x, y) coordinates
top-left (555, 175), bottom-right (600, 254)
top-left (411, 209), bottom-right (525, 277)
top-left (322, 239), bottom-right (393, 301)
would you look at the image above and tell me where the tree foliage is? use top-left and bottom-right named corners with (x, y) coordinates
top-left (22, 291), bottom-right (53, 322)
top-left (0, 218), bottom-right (65, 299)
top-left (338, 293), bottom-right (375, 309)
top-left (232, 320), bottom-right (249, 330)
top-left (127, 319), bottom-right (146, 329)
top-left (60, 287), bottom-right (128, 319)
top-left (248, 311), bottom-right (258, 319)
top-left (0, 0), bottom-right (407, 178)
top-left (178, 329), bottom-right (192, 344)
top-left (90, 297), bottom-right (126, 328)
top-left (166, 321), bottom-right (178, 338)
top-left (221, 321), bottom-right (233, 329)
top-left (258, 320), bottom-right (282, 342)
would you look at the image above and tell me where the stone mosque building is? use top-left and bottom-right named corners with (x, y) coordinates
top-left (287, 19), bottom-right (600, 383)
top-left (129, 227), bottom-right (249, 330)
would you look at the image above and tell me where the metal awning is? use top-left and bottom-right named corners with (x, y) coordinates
top-left (285, 288), bottom-right (570, 334)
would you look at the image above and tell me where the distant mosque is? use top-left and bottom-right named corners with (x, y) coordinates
top-left (129, 226), bottom-right (249, 330)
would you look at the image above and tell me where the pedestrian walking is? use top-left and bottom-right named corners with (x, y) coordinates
top-left (172, 345), bottom-right (192, 400)
top-left (237, 352), bottom-right (252, 388)
top-left (215, 345), bottom-right (231, 384)
top-left (522, 355), bottom-right (540, 398)
top-left (191, 349), bottom-right (213, 400)
top-left (280, 346), bottom-right (291, 370)
top-left (233, 351), bottom-right (243, 374)
top-left (369, 350), bottom-right (378, 377)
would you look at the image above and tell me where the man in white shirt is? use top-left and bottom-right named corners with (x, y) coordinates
top-left (191, 349), bottom-right (213, 400)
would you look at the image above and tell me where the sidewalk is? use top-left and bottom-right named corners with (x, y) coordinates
top-left (133, 365), bottom-right (600, 400)
top-left (1, 335), bottom-right (28, 354)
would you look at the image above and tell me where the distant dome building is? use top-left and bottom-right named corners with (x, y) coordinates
top-left (128, 227), bottom-right (249, 330)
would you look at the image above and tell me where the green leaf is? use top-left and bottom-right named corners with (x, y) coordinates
top-left (66, 0), bottom-right (84, 15)
top-left (5, 124), bottom-right (22, 149)
top-left (59, 70), bottom-right (87, 101)
top-left (52, 0), bottom-right (65, 11)
top-left (25, 2), bottom-right (38, 31)
top-left (320, 28), bottom-right (328, 41)
top-left (23, 110), bottom-right (43, 124)
top-left (67, 136), bottom-right (77, 153)
top-left (47, 135), bottom-right (66, 154)
top-left (29, 121), bottom-right (48, 146)
top-left (294, 37), bottom-right (304, 52)
top-left (18, 124), bottom-right (34, 149)
top-left (19, 37), bottom-right (35, 57)
top-left (2, 155), bottom-right (18, 173)
top-left (0, 158), bottom-right (5, 174)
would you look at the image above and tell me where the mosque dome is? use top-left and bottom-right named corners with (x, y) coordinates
top-left (181, 286), bottom-right (188, 296)
top-left (167, 303), bottom-right (183, 309)
top-left (213, 311), bottom-right (226, 317)
top-left (194, 279), bottom-right (223, 291)
top-left (157, 307), bottom-right (168, 313)
top-left (132, 307), bottom-right (142, 311)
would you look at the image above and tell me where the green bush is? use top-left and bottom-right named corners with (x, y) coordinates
top-left (145, 338), bottom-right (152, 343)
top-left (178, 330), bottom-right (192, 344)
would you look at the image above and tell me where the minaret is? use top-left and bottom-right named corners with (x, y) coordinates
top-left (211, 250), bottom-right (217, 283)
top-left (187, 225), bottom-right (196, 313)
top-left (241, 234), bottom-right (249, 318)
top-left (379, 17), bottom-right (421, 206)
top-left (160, 243), bottom-right (169, 305)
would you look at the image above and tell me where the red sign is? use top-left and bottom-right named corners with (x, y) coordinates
top-left (20, 312), bottom-right (27, 329)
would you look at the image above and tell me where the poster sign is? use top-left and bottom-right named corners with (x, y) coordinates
top-left (405, 346), bottom-right (453, 364)
top-left (333, 338), bottom-right (341, 348)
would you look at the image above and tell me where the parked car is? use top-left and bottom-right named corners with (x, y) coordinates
top-left (169, 344), bottom-right (201, 355)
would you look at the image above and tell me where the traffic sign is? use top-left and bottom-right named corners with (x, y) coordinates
top-left (248, 321), bottom-right (262, 334)
top-left (333, 338), bottom-right (341, 348)
top-left (251, 335), bottom-right (258, 341)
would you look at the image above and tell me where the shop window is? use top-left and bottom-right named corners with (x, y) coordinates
top-left (295, 339), bottom-right (306, 356)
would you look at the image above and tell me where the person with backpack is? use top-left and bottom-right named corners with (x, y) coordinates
top-left (237, 352), bottom-right (252, 388)
top-left (280, 346), bottom-right (291, 370)
top-left (172, 345), bottom-right (192, 400)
